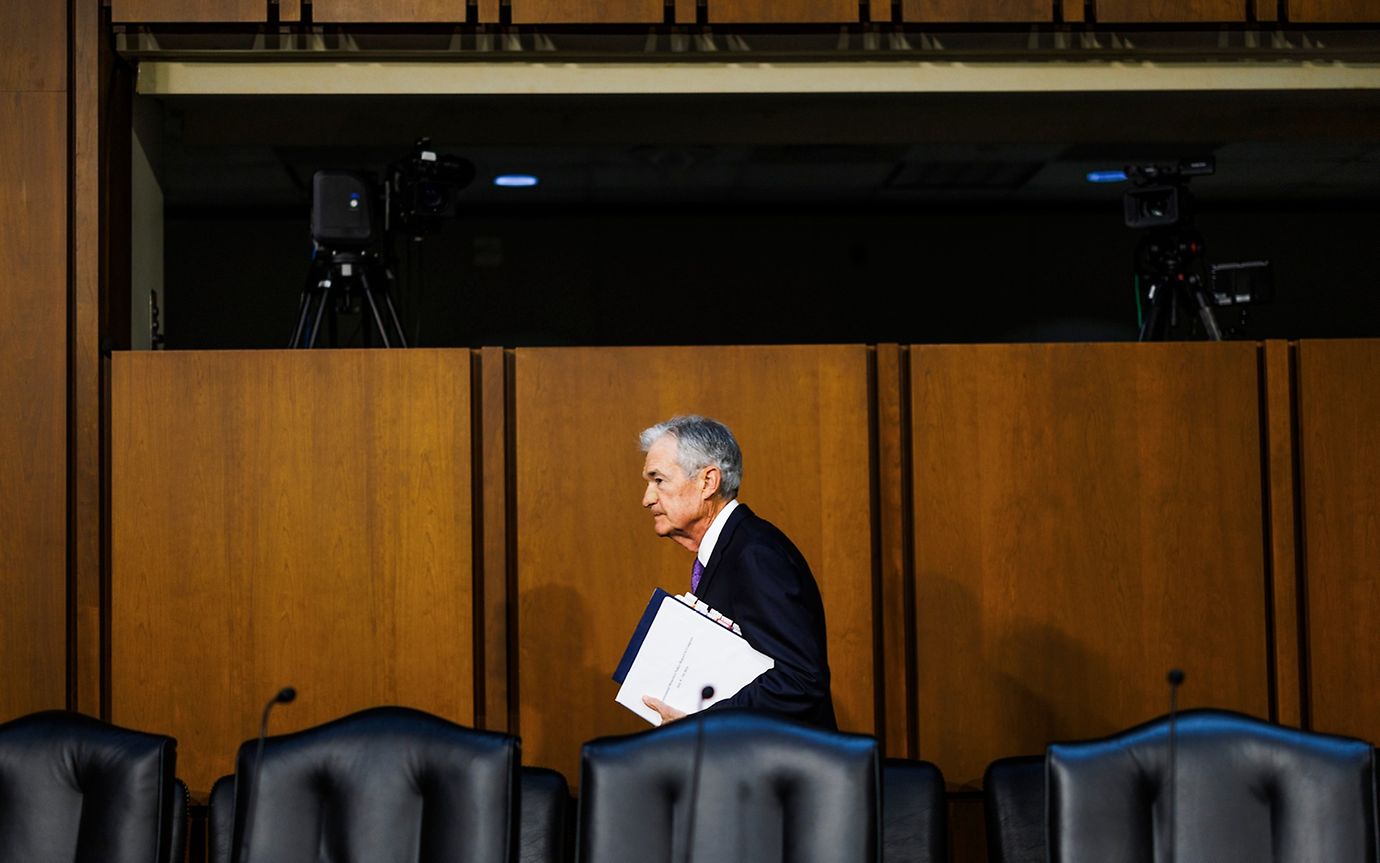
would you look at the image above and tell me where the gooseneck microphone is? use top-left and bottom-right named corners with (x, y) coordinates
top-left (238, 686), bottom-right (297, 863)
top-left (681, 685), bottom-right (715, 863)
top-left (1166, 669), bottom-right (1185, 863)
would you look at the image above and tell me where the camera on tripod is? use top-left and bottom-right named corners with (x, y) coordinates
top-left (291, 138), bottom-right (474, 349)
top-left (386, 137), bottom-right (477, 238)
top-left (1122, 157), bottom-right (1272, 341)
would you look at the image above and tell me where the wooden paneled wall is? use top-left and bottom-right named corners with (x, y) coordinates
top-left (111, 350), bottom-right (476, 794)
top-left (902, 0), bottom-right (1055, 22)
top-left (311, 0), bottom-right (466, 23)
top-left (509, 0), bottom-right (665, 24)
top-left (0, 0), bottom-right (68, 722)
top-left (1294, 340), bottom-right (1380, 748)
top-left (100, 340), bottom-right (1380, 826)
top-left (1289, 0), bottom-right (1380, 21)
top-left (1093, 0), bottom-right (1245, 21)
top-left (108, 0), bottom-right (1359, 24)
top-left (511, 346), bottom-right (877, 783)
top-left (111, 0), bottom-right (268, 23)
top-left (909, 343), bottom-right (1271, 787)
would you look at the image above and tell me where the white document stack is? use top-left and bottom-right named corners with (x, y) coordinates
top-left (613, 588), bottom-right (775, 725)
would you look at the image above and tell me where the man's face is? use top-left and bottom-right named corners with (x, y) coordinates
top-left (641, 434), bottom-right (713, 550)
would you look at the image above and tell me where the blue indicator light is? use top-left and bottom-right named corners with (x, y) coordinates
top-left (494, 174), bottom-right (539, 188)
top-left (1087, 170), bottom-right (1129, 184)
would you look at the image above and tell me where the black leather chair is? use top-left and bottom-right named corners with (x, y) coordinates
top-left (208, 705), bottom-right (520, 863)
top-left (982, 755), bottom-right (1045, 863)
top-left (519, 766), bottom-right (574, 863)
top-left (1047, 709), bottom-right (1379, 863)
top-left (0, 709), bottom-right (183, 863)
top-left (882, 757), bottom-right (947, 863)
top-left (211, 739), bottom-right (569, 863)
top-left (578, 709), bottom-right (879, 863)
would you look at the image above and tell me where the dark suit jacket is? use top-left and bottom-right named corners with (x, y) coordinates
top-left (696, 503), bottom-right (838, 731)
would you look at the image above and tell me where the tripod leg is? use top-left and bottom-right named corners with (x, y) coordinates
top-left (358, 269), bottom-right (392, 349)
top-left (1190, 288), bottom-right (1224, 341)
top-left (381, 291), bottom-right (408, 348)
top-left (1139, 280), bottom-right (1166, 342)
top-left (307, 280), bottom-right (331, 349)
top-left (290, 290), bottom-right (313, 348)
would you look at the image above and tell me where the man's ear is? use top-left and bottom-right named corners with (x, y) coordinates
top-left (700, 465), bottom-right (722, 500)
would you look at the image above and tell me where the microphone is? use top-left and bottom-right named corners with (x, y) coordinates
top-left (681, 685), bottom-right (715, 863)
top-left (238, 687), bottom-right (297, 863)
top-left (1166, 669), bottom-right (1184, 863)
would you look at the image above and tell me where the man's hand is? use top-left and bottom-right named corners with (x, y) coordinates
top-left (642, 695), bottom-right (686, 725)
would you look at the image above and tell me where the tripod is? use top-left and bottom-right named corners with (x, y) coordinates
top-left (1135, 226), bottom-right (1223, 342)
top-left (290, 248), bottom-right (408, 348)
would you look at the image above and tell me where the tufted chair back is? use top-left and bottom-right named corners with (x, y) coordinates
top-left (0, 710), bottom-right (180, 863)
top-left (1048, 709), bottom-right (1379, 863)
top-left (578, 709), bottom-right (879, 863)
top-left (221, 705), bottom-right (519, 863)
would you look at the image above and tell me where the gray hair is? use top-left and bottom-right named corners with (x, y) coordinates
top-left (638, 415), bottom-right (742, 500)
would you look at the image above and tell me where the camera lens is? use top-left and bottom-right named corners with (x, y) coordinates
top-left (420, 183), bottom-right (446, 211)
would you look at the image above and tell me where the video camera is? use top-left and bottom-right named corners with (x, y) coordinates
top-left (310, 138), bottom-right (475, 249)
top-left (1122, 158), bottom-right (1215, 230)
top-left (1121, 157), bottom-right (1272, 339)
top-left (294, 138), bottom-right (475, 349)
top-left (385, 137), bottom-right (477, 238)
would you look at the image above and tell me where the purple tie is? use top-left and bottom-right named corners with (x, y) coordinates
top-left (691, 559), bottom-right (705, 593)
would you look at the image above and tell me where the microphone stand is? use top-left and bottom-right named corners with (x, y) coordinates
top-left (238, 686), bottom-right (297, 863)
top-left (681, 685), bottom-right (715, 863)
top-left (1166, 669), bottom-right (1184, 863)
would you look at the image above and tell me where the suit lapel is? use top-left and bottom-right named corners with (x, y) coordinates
top-left (696, 503), bottom-right (751, 599)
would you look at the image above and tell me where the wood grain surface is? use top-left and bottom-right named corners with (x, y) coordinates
top-left (707, 0), bottom-right (861, 23)
top-left (512, 345), bottom-right (875, 785)
top-left (903, 0), bottom-right (1054, 22)
top-left (1093, 0), bottom-right (1246, 22)
top-left (510, 0), bottom-right (666, 23)
top-left (311, 0), bottom-right (465, 22)
top-left (110, 0), bottom-right (268, 22)
top-left (1295, 339), bottom-right (1380, 746)
top-left (0, 92), bottom-right (68, 722)
top-left (111, 350), bottom-right (474, 794)
top-left (911, 342), bottom-right (1271, 787)
top-left (1261, 340), bottom-right (1302, 727)
top-left (0, 0), bottom-right (65, 91)
top-left (1288, 0), bottom-right (1379, 21)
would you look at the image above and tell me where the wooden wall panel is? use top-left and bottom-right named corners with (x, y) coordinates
top-left (311, 0), bottom-right (465, 22)
top-left (280, 0), bottom-right (301, 21)
top-left (0, 1), bottom-right (65, 92)
top-left (478, 347), bottom-right (511, 732)
top-left (1094, 0), bottom-right (1246, 22)
top-left (1288, 0), bottom-right (1380, 21)
top-left (72, 0), bottom-right (107, 720)
top-left (903, 0), bottom-right (1054, 22)
top-left (511, 0), bottom-right (666, 23)
top-left (1296, 339), bottom-right (1380, 747)
top-left (111, 350), bottom-right (474, 794)
top-left (876, 345), bottom-right (914, 758)
top-left (514, 346), bottom-right (875, 784)
top-left (1252, 0), bottom-right (1278, 20)
top-left (0, 91), bottom-right (68, 722)
top-left (707, 0), bottom-right (860, 23)
top-left (110, 0), bottom-right (267, 23)
top-left (1262, 341), bottom-right (1302, 728)
top-left (911, 343), bottom-right (1271, 788)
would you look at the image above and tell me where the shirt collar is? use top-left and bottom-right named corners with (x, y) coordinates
top-left (696, 498), bottom-right (739, 568)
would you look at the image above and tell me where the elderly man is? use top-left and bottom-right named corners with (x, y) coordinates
top-left (637, 415), bottom-right (836, 730)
